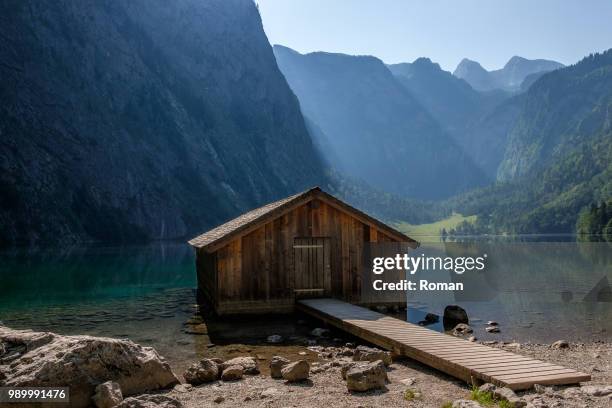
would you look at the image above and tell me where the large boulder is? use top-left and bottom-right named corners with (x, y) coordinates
top-left (0, 326), bottom-right (179, 408)
top-left (183, 359), bottom-right (219, 385)
top-left (345, 360), bottom-right (387, 392)
top-left (280, 360), bottom-right (309, 382)
top-left (443, 305), bottom-right (469, 329)
top-left (115, 394), bottom-right (183, 408)
top-left (352, 345), bottom-right (392, 366)
top-left (269, 355), bottom-right (290, 379)
top-left (221, 356), bottom-right (259, 375)
top-left (92, 381), bottom-right (123, 408)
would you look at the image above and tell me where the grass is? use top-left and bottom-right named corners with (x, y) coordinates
top-left (470, 385), bottom-right (495, 406)
top-left (468, 385), bottom-right (515, 408)
top-left (395, 212), bottom-right (477, 238)
top-left (441, 402), bottom-right (453, 408)
top-left (403, 388), bottom-right (422, 401)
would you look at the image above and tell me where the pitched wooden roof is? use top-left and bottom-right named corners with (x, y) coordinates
top-left (188, 187), bottom-right (418, 251)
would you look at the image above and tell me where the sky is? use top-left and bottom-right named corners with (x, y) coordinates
top-left (255, 0), bottom-right (612, 72)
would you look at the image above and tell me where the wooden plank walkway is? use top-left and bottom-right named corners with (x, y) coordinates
top-left (297, 298), bottom-right (590, 390)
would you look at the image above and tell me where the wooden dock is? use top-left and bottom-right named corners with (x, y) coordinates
top-left (297, 298), bottom-right (590, 390)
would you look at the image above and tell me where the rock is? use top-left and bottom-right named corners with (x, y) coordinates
top-left (424, 313), bottom-right (439, 323)
top-left (281, 360), bottom-right (309, 382)
top-left (310, 328), bottom-right (330, 337)
top-left (443, 305), bottom-right (469, 329)
top-left (183, 359), bottom-right (219, 385)
top-left (375, 305), bottom-right (388, 313)
top-left (267, 334), bottom-right (283, 344)
top-left (270, 356), bottom-right (290, 379)
top-left (260, 387), bottom-right (279, 398)
top-left (115, 395), bottom-right (182, 408)
top-left (92, 381), bottom-right (123, 408)
top-left (0, 341), bottom-right (5, 357)
top-left (478, 383), bottom-right (496, 393)
top-left (494, 386), bottom-right (526, 407)
top-left (213, 396), bottom-right (224, 404)
top-left (340, 362), bottom-right (356, 380)
top-left (172, 384), bottom-right (192, 393)
top-left (487, 321), bottom-right (499, 326)
top-left (352, 345), bottom-right (392, 366)
top-left (210, 357), bottom-right (224, 365)
top-left (419, 313), bottom-right (440, 325)
top-left (468, 336), bottom-right (477, 342)
top-left (452, 400), bottom-right (482, 408)
top-left (452, 323), bottom-right (473, 336)
top-left (221, 365), bottom-right (243, 381)
top-left (0, 326), bottom-right (179, 408)
top-left (222, 356), bottom-right (259, 375)
top-left (580, 385), bottom-right (612, 396)
top-left (485, 326), bottom-right (500, 333)
top-left (345, 360), bottom-right (387, 392)
top-left (298, 351), bottom-right (307, 356)
top-left (345, 342), bottom-right (355, 348)
top-left (551, 340), bottom-right (569, 349)
top-left (339, 347), bottom-right (354, 356)
top-left (400, 377), bottom-right (416, 386)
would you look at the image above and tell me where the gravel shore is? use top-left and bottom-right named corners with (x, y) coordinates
top-left (165, 341), bottom-right (611, 408)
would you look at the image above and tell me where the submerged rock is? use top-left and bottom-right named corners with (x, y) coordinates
top-left (270, 356), bottom-right (290, 378)
top-left (183, 359), bottom-right (219, 385)
top-left (281, 360), bottom-right (309, 382)
top-left (92, 381), bottom-right (123, 408)
top-left (352, 345), bottom-right (392, 366)
top-left (0, 326), bottom-right (179, 408)
top-left (310, 328), bottom-right (330, 337)
top-left (267, 334), bottom-right (283, 344)
top-left (485, 326), bottom-right (500, 333)
top-left (345, 360), bottom-right (387, 392)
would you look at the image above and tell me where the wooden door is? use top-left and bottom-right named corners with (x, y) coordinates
top-left (293, 237), bottom-right (331, 297)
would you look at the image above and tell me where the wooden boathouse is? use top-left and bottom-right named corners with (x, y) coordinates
top-left (188, 187), bottom-right (418, 315)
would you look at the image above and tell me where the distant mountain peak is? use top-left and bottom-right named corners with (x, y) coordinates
top-left (454, 56), bottom-right (564, 92)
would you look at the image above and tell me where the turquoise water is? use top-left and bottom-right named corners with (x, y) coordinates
top-left (1, 241), bottom-right (611, 372)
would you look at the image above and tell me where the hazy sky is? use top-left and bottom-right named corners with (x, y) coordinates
top-left (256, 0), bottom-right (612, 71)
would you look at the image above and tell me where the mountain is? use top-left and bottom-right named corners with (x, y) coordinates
top-left (273, 45), bottom-right (487, 200)
top-left (454, 56), bottom-right (564, 92)
top-left (449, 50), bottom-right (612, 234)
top-left (388, 58), bottom-right (512, 177)
top-left (0, 0), bottom-right (326, 247)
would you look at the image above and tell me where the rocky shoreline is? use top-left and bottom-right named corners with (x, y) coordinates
top-left (1, 325), bottom-right (610, 408)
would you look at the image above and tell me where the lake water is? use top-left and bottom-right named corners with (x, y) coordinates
top-left (1, 239), bottom-right (610, 372)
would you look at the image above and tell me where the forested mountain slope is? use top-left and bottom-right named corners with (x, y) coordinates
top-left (274, 45), bottom-right (487, 200)
top-left (448, 50), bottom-right (612, 234)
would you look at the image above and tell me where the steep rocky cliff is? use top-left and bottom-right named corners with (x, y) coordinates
top-left (0, 0), bottom-right (325, 246)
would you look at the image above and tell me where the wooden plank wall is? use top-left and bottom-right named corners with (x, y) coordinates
top-left (205, 199), bottom-right (400, 310)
